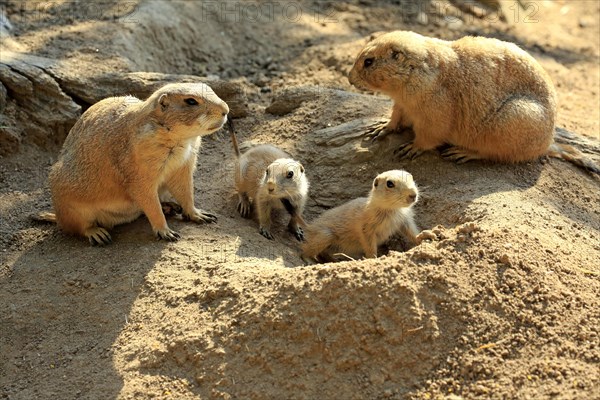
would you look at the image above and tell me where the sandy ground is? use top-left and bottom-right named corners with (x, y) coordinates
top-left (1, 1), bottom-right (599, 399)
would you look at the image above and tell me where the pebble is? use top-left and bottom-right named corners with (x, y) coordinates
top-left (579, 16), bottom-right (595, 28)
top-left (446, 18), bottom-right (464, 30)
top-left (499, 254), bottom-right (511, 265)
top-left (417, 12), bottom-right (428, 25)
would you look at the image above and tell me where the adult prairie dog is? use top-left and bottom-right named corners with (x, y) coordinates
top-left (229, 121), bottom-right (308, 240)
top-left (349, 31), bottom-right (599, 173)
top-left (40, 83), bottom-right (228, 245)
top-left (301, 170), bottom-right (420, 263)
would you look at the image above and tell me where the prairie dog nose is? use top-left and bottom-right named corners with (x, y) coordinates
top-left (221, 102), bottom-right (230, 116)
top-left (348, 72), bottom-right (356, 86)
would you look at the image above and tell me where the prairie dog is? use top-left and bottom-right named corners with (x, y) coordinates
top-left (42, 83), bottom-right (228, 245)
top-left (301, 170), bottom-right (420, 263)
top-left (229, 121), bottom-right (308, 240)
top-left (349, 31), bottom-right (599, 173)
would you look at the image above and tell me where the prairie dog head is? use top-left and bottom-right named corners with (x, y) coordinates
top-left (261, 158), bottom-right (308, 199)
top-left (369, 169), bottom-right (418, 210)
top-left (148, 83), bottom-right (229, 138)
top-left (348, 31), bottom-right (434, 96)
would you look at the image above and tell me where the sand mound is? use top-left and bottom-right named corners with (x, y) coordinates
top-left (111, 223), bottom-right (599, 399)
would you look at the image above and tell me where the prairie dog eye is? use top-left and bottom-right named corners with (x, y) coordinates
top-left (286, 171), bottom-right (294, 179)
top-left (185, 98), bottom-right (199, 106)
top-left (386, 180), bottom-right (395, 188)
top-left (364, 58), bottom-right (374, 68)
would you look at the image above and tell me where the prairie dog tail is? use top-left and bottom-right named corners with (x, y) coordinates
top-left (547, 128), bottom-right (600, 175)
top-left (227, 118), bottom-right (241, 158)
top-left (31, 211), bottom-right (57, 223)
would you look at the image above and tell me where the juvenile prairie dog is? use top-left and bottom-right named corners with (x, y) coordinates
top-left (41, 83), bottom-right (228, 245)
top-left (229, 121), bottom-right (308, 241)
top-left (349, 31), bottom-right (598, 173)
top-left (301, 170), bottom-right (420, 263)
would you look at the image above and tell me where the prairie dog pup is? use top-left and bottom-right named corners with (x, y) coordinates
top-left (43, 83), bottom-right (228, 245)
top-left (229, 122), bottom-right (308, 240)
top-left (301, 170), bottom-right (420, 263)
top-left (349, 31), bottom-right (598, 173)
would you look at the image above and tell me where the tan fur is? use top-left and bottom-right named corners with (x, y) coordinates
top-left (301, 170), bottom-right (420, 263)
top-left (234, 143), bottom-right (309, 240)
top-left (348, 31), bottom-right (593, 168)
top-left (46, 83), bottom-right (229, 245)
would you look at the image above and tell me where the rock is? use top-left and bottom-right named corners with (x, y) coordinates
top-left (457, 222), bottom-right (479, 235)
top-left (499, 254), bottom-right (511, 265)
top-left (254, 73), bottom-right (269, 87)
top-left (283, 88), bottom-right (405, 207)
top-left (307, 116), bottom-right (408, 168)
top-left (579, 16), bottom-right (595, 28)
top-left (0, 63), bottom-right (34, 96)
top-left (476, 0), bottom-right (501, 7)
top-left (0, 50), bottom-right (249, 155)
top-left (369, 371), bottom-right (385, 385)
top-left (0, 81), bottom-right (7, 107)
top-left (0, 13), bottom-right (12, 36)
top-left (7, 59), bottom-right (81, 123)
top-left (555, 127), bottom-right (600, 155)
top-left (47, 69), bottom-right (248, 118)
top-left (0, 121), bottom-right (21, 156)
top-left (265, 86), bottom-right (317, 116)
top-left (446, 17), bottom-right (464, 30)
top-left (416, 230), bottom-right (438, 242)
top-left (0, 54), bottom-right (81, 154)
top-left (267, 86), bottom-right (409, 208)
top-left (446, 0), bottom-right (506, 21)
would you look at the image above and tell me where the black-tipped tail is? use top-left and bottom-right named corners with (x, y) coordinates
top-left (227, 118), bottom-right (241, 158)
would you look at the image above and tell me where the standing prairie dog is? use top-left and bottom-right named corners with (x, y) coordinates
top-left (301, 170), bottom-right (420, 263)
top-left (229, 121), bottom-right (308, 241)
top-left (349, 31), bottom-right (599, 173)
top-left (41, 83), bottom-right (228, 245)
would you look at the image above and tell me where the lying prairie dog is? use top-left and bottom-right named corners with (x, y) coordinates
top-left (301, 170), bottom-right (421, 263)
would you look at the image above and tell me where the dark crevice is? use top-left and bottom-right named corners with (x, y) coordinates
top-left (33, 65), bottom-right (91, 112)
top-left (59, 89), bottom-right (90, 112)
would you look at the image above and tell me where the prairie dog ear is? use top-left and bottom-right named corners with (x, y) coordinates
top-left (373, 177), bottom-right (379, 188)
top-left (299, 164), bottom-right (305, 174)
top-left (158, 94), bottom-right (170, 110)
top-left (391, 46), bottom-right (405, 60)
top-left (368, 31), bottom-right (386, 42)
